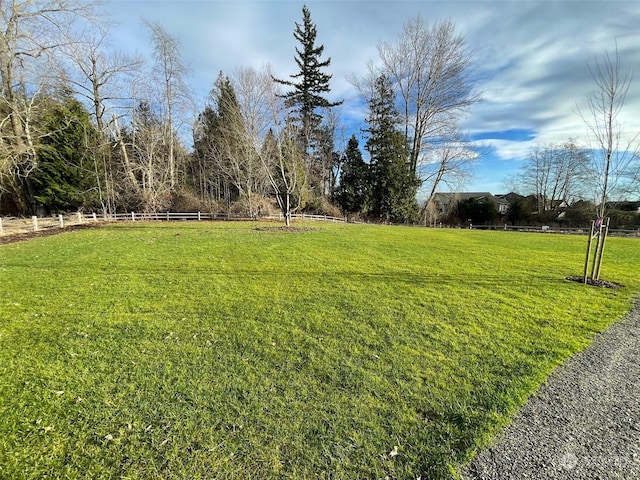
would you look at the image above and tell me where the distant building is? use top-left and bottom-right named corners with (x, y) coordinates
top-left (432, 192), bottom-right (509, 217)
top-left (605, 200), bottom-right (640, 213)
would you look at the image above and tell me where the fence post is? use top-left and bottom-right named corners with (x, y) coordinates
top-left (594, 217), bottom-right (610, 281)
top-left (59, 214), bottom-right (64, 228)
top-left (77, 212), bottom-right (82, 224)
top-left (0, 217), bottom-right (3, 234)
top-left (32, 216), bottom-right (38, 231)
top-left (92, 212), bottom-right (97, 222)
top-left (131, 212), bottom-right (135, 221)
top-left (198, 211), bottom-right (201, 221)
top-left (166, 211), bottom-right (170, 221)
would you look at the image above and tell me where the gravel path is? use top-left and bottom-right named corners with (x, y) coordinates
top-left (462, 301), bottom-right (640, 479)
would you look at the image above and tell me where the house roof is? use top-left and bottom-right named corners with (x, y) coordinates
top-left (495, 192), bottom-right (523, 203)
top-left (433, 192), bottom-right (508, 205)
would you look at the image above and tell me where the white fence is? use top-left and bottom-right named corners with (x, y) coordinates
top-left (110, 212), bottom-right (346, 223)
top-left (463, 223), bottom-right (640, 237)
top-left (2, 213), bottom-right (638, 238)
top-left (0, 212), bottom-right (347, 236)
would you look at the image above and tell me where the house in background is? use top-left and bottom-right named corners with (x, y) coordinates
top-left (429, 192), bottom-right (639, 227)
top-left (605, 200), bottom-right (640, 213)
top-left (495, 192), bottom-right (536, 210)
top-left (432, 192), bottom-right (509, 218)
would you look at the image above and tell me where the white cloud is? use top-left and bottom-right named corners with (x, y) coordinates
top-left (462, 1), bottom-right (640, 155)
top-left (104, 0), bottom-right (640, 189)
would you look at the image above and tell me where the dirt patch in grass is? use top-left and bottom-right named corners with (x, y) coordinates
top-left (0, 224), bottom-right (99, 245)
top-left (565, 275), bottom-right (623, 289)
top-left (254, 225), bottom-right (317, 233)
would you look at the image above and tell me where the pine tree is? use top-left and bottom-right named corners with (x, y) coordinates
top-left (275, 5), bottom-right (341, 132)
top-left (193, 72), bottom-right (258, 210)
top-left (274, 5), bottom-right (342, 197)
top-left (365, 74), bottom-right (419, 223)
top-left (30, 95), bottom-right (100, 214)
top-left (336, 135), bottom-right (369, 216)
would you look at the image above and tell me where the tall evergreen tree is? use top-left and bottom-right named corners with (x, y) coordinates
top-left (335, 135), bottom-right (369, 216)
top-left (365, 74), bottom-right (419, 223)
top-left (454, 197), bottom-right (498, 225)
top-left (192, 73), bottom-right (245, 206)
top-left (273, 5), bottom-right (342, 197)
top-left (210, 72), bottom-right (265, 214)
top-left (31, 94), bottom-right (100, 214)
top-left (192, 105), bottom-right (226, 201)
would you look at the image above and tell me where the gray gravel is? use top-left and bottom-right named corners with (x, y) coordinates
top-left (461, 301), bottom-right (640, 479)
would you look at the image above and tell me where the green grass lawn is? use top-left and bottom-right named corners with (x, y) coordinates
top-left (1, 222), bottom-right (639, 479)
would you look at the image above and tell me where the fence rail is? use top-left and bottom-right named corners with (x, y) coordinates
top-left (460, 223), bottom-right (640, 237)
top-left (0, 212), bottom-right (347, 237)
top-left (1, 213), bottom-right (638, 238)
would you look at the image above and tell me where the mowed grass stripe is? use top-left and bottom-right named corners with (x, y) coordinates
top-left (1, 222), bottom-right (638, 479)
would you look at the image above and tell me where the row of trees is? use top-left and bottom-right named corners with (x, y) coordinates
top-left (0, 0), bottom-right (192, 215)
top-left (2, 2), bottom-right (637, 225)
top-left (0, 2), bottom-right (481, 225)
top-left (335, 75), bottom-right (420, 223)
top-left (509, 132), bottom-right (639, 226)
top-left (434, 132), bottom-right (639, 228)
top-left (441, 195), bottom-right (639, 229)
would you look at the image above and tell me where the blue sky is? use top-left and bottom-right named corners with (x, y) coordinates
top-left (106, 0), bottom-right (640, 194)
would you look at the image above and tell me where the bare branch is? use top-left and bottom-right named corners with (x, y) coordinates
top-left (376, 16), bottom-right (481, 175)
top-left (577, 45), bottom-right (640, 215)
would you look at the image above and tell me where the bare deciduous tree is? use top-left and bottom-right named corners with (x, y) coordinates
top-left (377, 16), bottom-right (480, 175)
top-left (351, 16), bottom-right (481, 220)
top-left (231, 66), bottom-right (274, 213)
top-left (519, 140), bottom-right (590, 214)
top-left (146, 21), bottom-right (191, 189)
top-left (234, 65), bottom-right (274, 141)
top-left (130, 99), bottom-right (174, 212)
top-left (578, 47), bottom-right (640, 218)
top-left (421, 127), bottom-right (479, 225)
top-left (65, 30), bottom-right (143, 135)
top-left (261, 124), bottom-right (309, 227)
top-left (62, 29), bottom-right (144, 213)
top-left (258, 74), bottom-right (309, 226)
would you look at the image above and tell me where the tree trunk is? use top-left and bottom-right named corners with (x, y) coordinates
top-left (285, 193), bottom-right (291, 227)
top-left (112, 114), bottom-right (138, 190)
